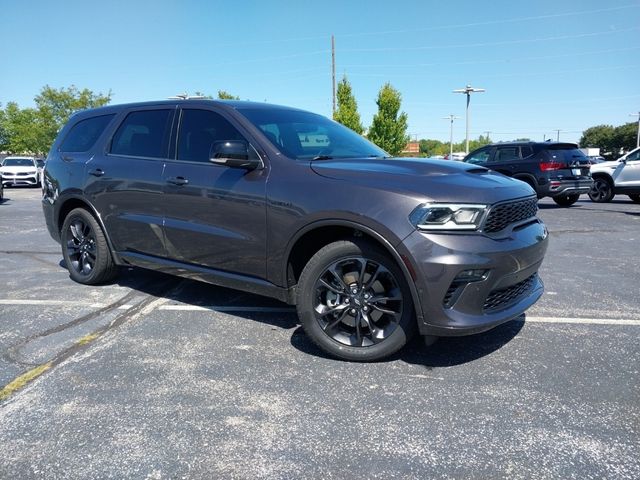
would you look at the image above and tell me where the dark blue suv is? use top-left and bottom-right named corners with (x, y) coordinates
top-left (463, 142), bottom-right (592, 206)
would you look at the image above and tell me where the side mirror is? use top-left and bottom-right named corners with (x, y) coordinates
top-left (209, 141), bottom-right (262, 169)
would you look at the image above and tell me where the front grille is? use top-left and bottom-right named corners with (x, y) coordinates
top-left (483, 197), bottom-right (538, 233)
top-left (483, 274), bottom-right (537, 312)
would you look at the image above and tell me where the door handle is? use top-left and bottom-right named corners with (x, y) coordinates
top-left (88, 168), bottom-right (105, 177)
top-left (166, 176), bottom-right (189, 186)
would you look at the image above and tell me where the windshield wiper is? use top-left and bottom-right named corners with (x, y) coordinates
top-left (312, 155), bottom-right (333, 160)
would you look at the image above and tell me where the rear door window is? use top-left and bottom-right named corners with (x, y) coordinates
top-left (60, 114), bottom-right (115, 152)
top-left (110, 109), bottom-right (173, 158)
top-left (494, 147), bottom-right (520, 162)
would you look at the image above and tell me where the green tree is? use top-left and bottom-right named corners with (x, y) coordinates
top-left (613, 122), bottom-right (638, 152)
top-left (0, 85), bottom-right (111, 155)
top-left (367, 83), bottom-right (409, 156)
top-left (0, 105), bottom-right (6, 151)
top-left (217, 90), bottom-right (240, 100)
top-left (34, 85), bottom-right (112, 154)
top-left (1, 102), bottom-right (42, 154)
top-left (333, 76), bottom-right (364, 134)
top-left (580, 124), bottom-right (616, 156)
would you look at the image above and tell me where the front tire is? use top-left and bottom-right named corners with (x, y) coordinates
top-left (296, 240), bottom-right (416, 362)
top-left (629, 194), bottom-right (640, 203)
top-left (61, 208), bottom-right (118, 285)
top-left (588, 177), bottom-right (615, 203)
top-left (553, 193), bottom-right (580, 207)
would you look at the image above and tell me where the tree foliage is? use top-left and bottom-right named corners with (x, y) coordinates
top-left (0, 85), bottom-right (111, 155)
top-left (217, 90), bottom-right (240, 100)
top-left (580, 122), bottom-right (636, 158)
top-left (418, 135), bottom-right (491, 157)
top-left (333, 76), bottom-right (364, 134)
top-left (367, 83), bottom-right (409, 156)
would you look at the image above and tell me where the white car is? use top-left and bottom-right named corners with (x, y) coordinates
top-left (588, 147), bottom-right (640, 203)
top-left (0, 157), bottom-right (40, 187)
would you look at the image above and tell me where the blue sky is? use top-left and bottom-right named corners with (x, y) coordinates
top-left (1, 0), bottom-right (639, 143)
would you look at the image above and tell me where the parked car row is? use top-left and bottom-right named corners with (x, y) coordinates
top-left (462, 143), bottom-right (640, 205)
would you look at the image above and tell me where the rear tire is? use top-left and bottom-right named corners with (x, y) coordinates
top-left (61, 208), bottom-right (118, 285)
top-left (296, 239), bottom-right (416, 362)
top-left (588, 177), bottom-right (615, 203)
top-left (629, 194), bottom-right (640, 204)
top-left (552, 193), bottom-right (580, 207)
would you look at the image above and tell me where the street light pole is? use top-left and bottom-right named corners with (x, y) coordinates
top-left (631, 112), bottom-right (640, 148)
top-left (453, 84), bottom-right (485, 154)
top-left (443, 115), bottom-right (459, 159)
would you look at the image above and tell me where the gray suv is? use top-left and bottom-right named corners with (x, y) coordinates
top-left (42, 100), bottom-right (548, 361)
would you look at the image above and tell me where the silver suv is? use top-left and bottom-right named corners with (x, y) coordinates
top-left (589, 147), bottom-right (640, 203)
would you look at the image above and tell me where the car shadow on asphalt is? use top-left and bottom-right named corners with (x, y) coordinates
top-left (62, 264), bottom-right (526, 365)
top-left (290, 318), bottom-right (525, 366)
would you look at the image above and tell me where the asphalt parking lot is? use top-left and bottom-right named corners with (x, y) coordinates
top-left (0, 186), bottom-right (639, 479)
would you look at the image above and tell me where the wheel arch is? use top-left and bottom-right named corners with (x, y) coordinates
top-left (56, 196), bottom-right (121, 264)
top-left (590, 171), bottom-right (614, 184)
top-left (283, 220), bottom-right (424, 324)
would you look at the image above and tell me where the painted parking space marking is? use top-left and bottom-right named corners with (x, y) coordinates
top-left (0, 299), bottom-right (133, 310)
top-left (158, 305), bottom-right (296, 313)
top-left (2, 299), bottom-right (639, 325)
top-left (525, 316), bottom-right (640, 326)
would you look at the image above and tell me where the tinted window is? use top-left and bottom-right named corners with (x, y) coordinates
top-left (60, 114), bottom-right (115, 152)
top-left (465, 149), bottom-right (491, 165)
top-left (520, 146), bottom-right (533, 158)
top-left (495, 147), bottom-right (519, 162)
top-left (625, 149), bottom-right (640, 161)
top-left (177, 109), bottom-right (245, 162)
top-left (238, 107), bottom-right (388, 160)
top-left (546, 145), bottom-right (588, 163)
top-left (110, 110), bottom-right (173, 158)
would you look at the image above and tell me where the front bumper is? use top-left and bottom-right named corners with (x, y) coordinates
top-left (401, 219), bottom-right (548, 336)
top-left (1, 173), bottom-right (38, 186)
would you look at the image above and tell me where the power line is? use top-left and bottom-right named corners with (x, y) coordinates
top-left (184, 4), bottom-right (639, 49)
top-left (340, 26), bottom-right (640, 53)
top-left (340, 46), bottom-right (640, 69)
top-left (336, 4), bottom-right (639, 39)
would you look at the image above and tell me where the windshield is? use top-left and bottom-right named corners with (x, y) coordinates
top-left (238, 107), bottom-right (389, 160)
top-left (2, 158), bottom-right (35, 167)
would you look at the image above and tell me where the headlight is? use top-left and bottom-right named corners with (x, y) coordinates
top-left (409, 203), bottom-right (487, 231)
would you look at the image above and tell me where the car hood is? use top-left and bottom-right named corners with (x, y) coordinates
top-left (310, 157), bottom-right (535, 203)
top-left (590, 160), bottom-right (622, 173)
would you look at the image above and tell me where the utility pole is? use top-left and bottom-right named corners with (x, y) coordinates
top-left (631, 112), bottom-right (640, 148)
top-left (554, 129), bottom-right (561, 141)
top-left (483, 131), bottom-right (491, 141)
top-left (443, 115), bottom-right (460, 159)
top-left (331, 35), bottom-right (336, 117)
top-left (453, 85), bottom-right (485, 154)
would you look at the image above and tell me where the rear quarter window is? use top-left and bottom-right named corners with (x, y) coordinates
top-left (60, 114), bottom-right (116, 152)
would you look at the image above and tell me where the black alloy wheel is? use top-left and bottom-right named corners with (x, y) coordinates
top-left (297, 240), bottom-right (415, 361)
top-left (552, 193), bottom-right (580, 207)
top-left (588, 177), bottom-right (615, 203)
top-left (61, 208), bottom-right (118, 284)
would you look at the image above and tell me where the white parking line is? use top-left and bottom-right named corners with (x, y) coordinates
top-left (525, 316), bottom-right (640, 326)
top-left (158, 305), bottom-right (296, 313)
top-left (0, 300), bottom-right (132, 309)
top-left (1, 299), bottom-right (640, 325)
